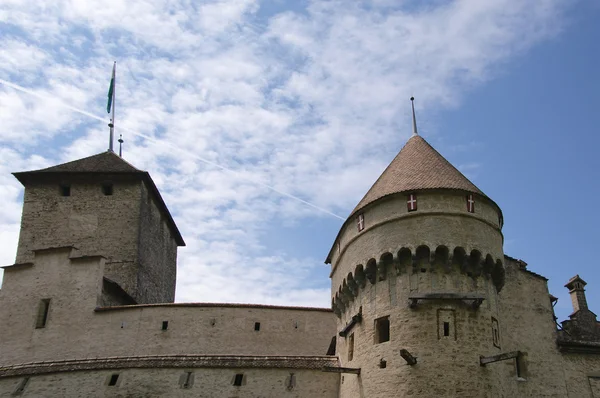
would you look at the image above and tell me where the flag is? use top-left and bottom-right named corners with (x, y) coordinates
top-left (107, 63), bottom-right (115, 113)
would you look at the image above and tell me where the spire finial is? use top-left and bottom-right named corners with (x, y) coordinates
top-left (118, 134), bottom-right (124, 157)
top-left (410, 97), bottom-right (418, 136)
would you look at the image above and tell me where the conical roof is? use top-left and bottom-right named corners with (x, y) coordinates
top-left (352, 135), bottom-right (486, 214)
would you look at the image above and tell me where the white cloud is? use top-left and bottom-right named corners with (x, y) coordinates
top-left (0, 0), bottom-right (572, 305)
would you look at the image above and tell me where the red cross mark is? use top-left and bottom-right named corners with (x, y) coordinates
top-left (407, 194), bottom-right (417, 211)
top-left (466, 194), bottom-right (475, 213)
top-left (357, 213), bottom-right (365, 231)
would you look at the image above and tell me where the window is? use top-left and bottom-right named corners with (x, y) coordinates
top-left (233, 374), bottom-right (244, 386)
top-left (13, 377), bottom-right (29, 395)
top-left (254, 322), bottom-right (260, 331)
top-left (348, 333), bottom-right (354, 361)
top-left (491, 317), bottom-right (500, 348)
top-left (379, 359), bottom-right (387, 368)
top-left (108, 374), bottom-right (119, 386)
top-left (35, 299), bottom-right (51, 328)
top-left (438, 309), bottom-right (455, 340)
top-left (60, 185), bottom-right (71, 197)
top-left (357, 213), bottom-right (364, 232)
top-left (407, 193), bottom-right (417, 212)
top-left (515, 353), bottom-right (527, 380)
top-left (466, 194), bottom-right (475, 213)
top-left (285, 373), bottom-right (296, 391)
top-left (102, 183), bottom-right (113, 196)
top-left (162, 321), bottom-right (169, 331)
top-left (180, 372), bottom-right (194, 389)
top-left (374, 316), bottom-right (390, 343)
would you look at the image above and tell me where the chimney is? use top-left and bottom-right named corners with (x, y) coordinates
top-left (565, 275), bottom-right (588, 313)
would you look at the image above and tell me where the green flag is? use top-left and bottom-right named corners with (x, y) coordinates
top-left (107, 63), bottom-right (115, 113)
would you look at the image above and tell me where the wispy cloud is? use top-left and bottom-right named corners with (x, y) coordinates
top-left (0, 0), bottom-right (571, 305)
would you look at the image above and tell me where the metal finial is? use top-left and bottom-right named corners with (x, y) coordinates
top-left (410, 97), bottom-right (418, 136)
top-left (118, 134), bottom-right (124, 157)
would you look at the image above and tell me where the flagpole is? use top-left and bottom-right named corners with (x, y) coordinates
top-left (108, 61), bottom-right (116, 152)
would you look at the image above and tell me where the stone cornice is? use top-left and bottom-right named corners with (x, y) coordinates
top-left (0, 355), bottom-right (340, 378)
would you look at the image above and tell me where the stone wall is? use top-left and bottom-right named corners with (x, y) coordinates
top-left (0, 366), bottom-right (339, 398)
top-left (336, 263), bottom-right (502, 397)
top-left (136, 182), bottom-right (178, 303)
top-left (0, 248), bottom-right (335, 366)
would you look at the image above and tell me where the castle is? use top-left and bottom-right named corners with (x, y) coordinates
top-left (0, 122), bottom-right (599, 397)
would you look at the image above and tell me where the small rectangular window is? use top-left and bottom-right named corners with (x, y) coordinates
top-left (162, 321), bottom-right (169, 330)
top-left (36, 299), bottom-right (51, 328)
top-left (108, 374), bottom-right (119, 386)
top-left (348, 333), bottom-right (354, 361)
top-left (233, 373), bottom-right (244, 386)
top-left (357, 213), bottom-right (365, 232)
top-left (102, 183), bottom-right (113, 196)
top-left (374, 316), bottom-right (390, 343)
top-left (254, 322), bottom-right (260, 331)
top-left (438, 309), bottom-right (456, 340)
top-left (407, 193), bottom-right (417, 211)
top-left (60, 185), bottom-right (71, 197)
top-left (466, 194), bottom-right (475, 213)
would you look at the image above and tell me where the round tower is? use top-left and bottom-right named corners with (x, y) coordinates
top-left (327, 129), bottom-right (506, 397)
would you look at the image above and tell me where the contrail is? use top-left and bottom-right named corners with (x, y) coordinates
top-left (0, 78), bottom-right (345, 221)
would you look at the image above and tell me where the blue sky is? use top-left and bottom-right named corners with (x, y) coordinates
top-left (0, 0), bottom-right (598, 322)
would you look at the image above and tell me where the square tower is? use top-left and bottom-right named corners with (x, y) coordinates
top-left (12, 151), bottom-right (185, 305)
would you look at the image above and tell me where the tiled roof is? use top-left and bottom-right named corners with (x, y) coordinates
top-left (17, 151), bottom-right (141, 174)
top-left (352, 135), bottom-right (486, 214)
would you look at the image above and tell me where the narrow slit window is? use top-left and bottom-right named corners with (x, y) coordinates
top-left (491, 317), bottom-right (500, 348)
top-left (60, 185), bottom-right (71, 197)
top-left (102, 183), bottom-right (113, 196)
top-left (374, 316), bottom-right (390, 344)
top-left (443, 322), bottom-right (450, 337)
top-left (515, 353), bottom-right (527, 380)
top-left (348, 333), bottom-right (354, 361)
top-left (108, 374), bottom-right (119, 386)
top-left (180, 371), bottom-right (194, 389)
top-left (254, 322), bottom-right (260, 331)
top-left (13, 377), bottom-right (29, 395)
top-left (357, 213), bottom-right (365, 232)
top-left (233, 374), bottom-right (244, 386)
top-left (162, 321), bottom-right (169, 330)
top-left (36, 299), bottom-right (51, 329)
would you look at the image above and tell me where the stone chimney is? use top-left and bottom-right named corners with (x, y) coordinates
top-left (565, 275), bottom-right (588, 313)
